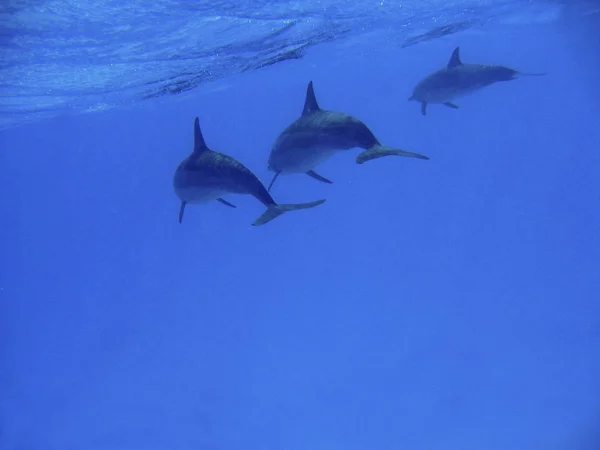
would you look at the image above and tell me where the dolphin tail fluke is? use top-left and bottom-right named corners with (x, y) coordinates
top-left (267, 172), bottom-right (281, 192)
top-left (252, 199), bottom-right (326, 226)
top-left (356, 145), bottom-right (430, 165)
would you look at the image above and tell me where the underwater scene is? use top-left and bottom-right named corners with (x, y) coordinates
top-left (1, 0), bottom-right (600, 449)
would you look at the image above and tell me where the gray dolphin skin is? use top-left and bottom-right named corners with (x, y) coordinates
top-left (409, 47), bottom-right (546, 115)
top-left (266, 81), bottom-right (430, 191)
top-left (173, 117), bottom-right (326, 226)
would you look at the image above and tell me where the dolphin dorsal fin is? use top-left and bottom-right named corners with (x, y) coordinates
top-left (447, 47), bottom-right (462, 69)
top-left (193, 117), bottom-right (208, 153)
top-left (302, 81), bottom-right (320, 116)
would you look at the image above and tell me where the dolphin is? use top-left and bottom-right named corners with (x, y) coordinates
top-left (409, 46), bottom-right (546, 115)
top-left (173, 117), bottom-right (326, 226)
top-left (266, 81), bottom-right (429, 191)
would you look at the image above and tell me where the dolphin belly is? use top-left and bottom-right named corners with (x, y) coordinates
top-left (269, 145), bottom-right (339, 173)
top-left (173, 169), bottom-right (242, 203)
top-left (420, 89), bottom-right (459, 103)
top-left (414, 70), bottom-right (497, 104)
top-left (414, 85), bottom-right (477, 104)
top-left (174, 185), bottom-right (230, 204)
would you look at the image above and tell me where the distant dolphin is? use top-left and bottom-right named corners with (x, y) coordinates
top-left (266, 81), bottom-right (429, 191)
top-left (409, 47), bottom-right (546, 115)
top-left (173, 117), bottom-right (326, 226)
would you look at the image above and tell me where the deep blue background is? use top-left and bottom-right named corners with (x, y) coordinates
top-left (1, 20), bottom-right (599, 450)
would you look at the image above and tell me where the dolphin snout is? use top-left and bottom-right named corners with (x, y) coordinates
top-left (267, 151), bottom-right (284, 173)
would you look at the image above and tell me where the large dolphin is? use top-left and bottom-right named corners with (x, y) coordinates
top-left (173, 117), bottom-right (326, 226)
top-left (266, 81), bottom-right (429, 191)
top-left (409, 47), bottom-right (545, 115)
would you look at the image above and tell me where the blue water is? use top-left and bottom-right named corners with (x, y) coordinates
top-left (1, 1), bottom-right (600, 449)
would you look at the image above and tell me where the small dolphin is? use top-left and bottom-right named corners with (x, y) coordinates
top-left (173, 117), bottom-right (326, 226)
top-left (409, 47), bottom-right (546, 115)
top-left (266, 81), bottom-right (429, 191)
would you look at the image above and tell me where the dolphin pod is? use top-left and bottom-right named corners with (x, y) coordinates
top-left (173, 47), bottom-right (544, 225)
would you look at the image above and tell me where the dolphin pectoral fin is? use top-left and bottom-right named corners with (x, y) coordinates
top-left (356, 145), bottom-right (430, 165)
top-left (217, 198), bottom-right (236, 208)
top-left (252, 199), bottom-right (326, 226)
top-left (443, 102), bottom-right (459, 109)
top-left (421, 102), bottom-right (427, 115)
top-left (178, 201), bottom-right (187, 223)
top-left (306, 170), bottom-right (333, 184)
top-left (267, 172), bottom-right (281, 192)
top-left (518, 71), bottom-right (546, 77)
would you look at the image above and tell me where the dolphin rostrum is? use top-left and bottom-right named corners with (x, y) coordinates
top-left (267, 81), bottom-right (429, 191)
top-left (173, 117), bottom-right (326, 226)
top-left (409, 46), bottom-right (546, 115)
